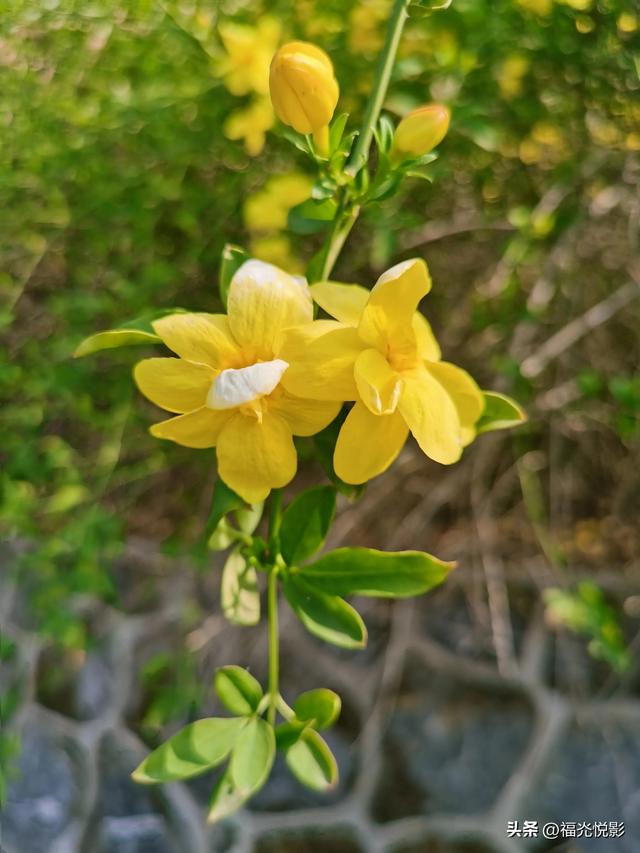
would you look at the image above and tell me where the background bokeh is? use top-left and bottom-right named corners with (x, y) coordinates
top-left (2, 1), bottom-right (639, 851)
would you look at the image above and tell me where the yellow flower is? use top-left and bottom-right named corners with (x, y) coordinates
top-left (348, 0), bottom-right (391, 55)
top-left (223, 98), bottom-right (274, 157)
top-left (391, 104), bottom-right (451, 160)
top-left (134, 261), bottom-right (340, 502)
top-left (244, 172), bottom-right (314, 232)
top-left (249, 235), bottom-right (305, 275)
top-left (269, 41), bottom-right (339, 153)
top-left (280, 260), bottom-right (485, 484)
top-left (217, 17), bottom-right (281, 96)
top-left (497, 55), bottom-right (530, 100)
top-left (516, 0), bottom-right (552, 14)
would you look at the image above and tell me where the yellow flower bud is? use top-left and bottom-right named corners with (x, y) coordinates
top-left (391, 104), bottom-right (451, 159)
top-left (269, 41), bottom-right (339, 146)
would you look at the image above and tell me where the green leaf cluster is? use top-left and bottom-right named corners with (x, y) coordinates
top-left (132, 666), bottom-right (342, 821)
top-left (544, 583), bottom-right (631, 673)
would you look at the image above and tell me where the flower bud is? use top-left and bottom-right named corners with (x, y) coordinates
top-left (391, 104), bottom-right (450, 159)
top-left (269, 41), bottom-right (339, 144)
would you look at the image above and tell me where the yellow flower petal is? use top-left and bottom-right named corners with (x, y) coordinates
top-left (207, 359), bottom-right (289, 410)
top-left (134, 358), bottom-right (215, 414)
top-left (353, 348), bottom-right (403, 415)
top-left (150, 407), bottom-right (231, 448)
top-left (227, 260), bottom-right (313, 360)
top-left (280, 322), bottom-right (364, 401)
top-left (310, 281), bottom-right (369, 326)
top-left (334, 403), bottom-right (409, 484)
top-left (398, 367), bottom-right (463, 465)
top-left (425, 361), bottom-right (484, 446)
top-left (413, 313), bottom-right (441, 361)
top-left (269, 42), bottom-right (339, 135)
top-left (152, 314), bottom-right (240, 369)
top-left (358, 258), bottom-right (432, 351)
top-left (244, 172), bottom-right (313, 233)
top-left (271, 392), bottom-right (340, 436)
top-left (216, 412), bottom-right (296, 503)
top-left (223, 99), bottom-right (274, 157)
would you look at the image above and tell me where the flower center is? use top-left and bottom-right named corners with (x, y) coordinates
top-left (386, 341), bottom-right (420, 373)
top-left (206, 359), bottom-right (289, 410)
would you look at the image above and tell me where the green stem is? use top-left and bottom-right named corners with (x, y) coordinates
top-left (268, 488), bottom-right (282, 546)
top-left (266, 489), bottom-right (283, 726)
top-left (346, 0), bottom-right (410, 177)
top-left (318, 199), bottom-right (360, 282)
top-left (276, 694), bottom-right (295, 720)
top-left (267, 568), bottom-right (279, 726)
top-left (313, 0), bottom-right (410, 281)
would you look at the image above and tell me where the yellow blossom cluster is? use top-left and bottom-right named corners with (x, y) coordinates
top-left (243, 173), bottom-right (314, 274)
top-left (216, 17), bottom-right (281, 156)
top-left (135, 258), bottom-right (487, 503)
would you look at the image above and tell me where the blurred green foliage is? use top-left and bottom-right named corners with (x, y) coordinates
top-left (2, 0), bottom-right (638, 684)
top-left (544, 582), bottom-right (632, 672)
top-left (0, 634), bottom-right (21, 802)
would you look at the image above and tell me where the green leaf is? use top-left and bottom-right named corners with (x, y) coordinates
top-left (293, 688), bottom-right (341, 730)
top-left (306, 246), bottom-right (328, 284)
top-left (234, 502), bottom-right (264, 535)
top-left (277, 126), bottom-right (312, 155)
top-left (279, 486), bottom-right (336, 566)
top-left (476, 391), bottom-right (527, 434)
top-left (208, 519), bottom-right (235, 552)
top-left (205, 479), bottom-right (245, 544)
top-left (288, 198), bottom-right (337, 235)
top-left (207, 767), bottom-right (250, 824)
top-left (312, 178), bottom-right (337, 200)
top-left (374, 113), bottom-right (395, 155)
top-left (404, 168), bottom-right (435, 182)
top-left (219, 244), bottom-right (250, 308)
top-left (275, 720), bottom-right (309, 750)
top-left (283, 575), bottom-right (367, 649)
top-left (229, 716), bottom-right (275, 794)
top-left (132, 717), bottom-right (245, 784)
top-left (296, 547), bottom-right (454, 598)
top-left (74, 329), bottom-right (159, 357)
top-left (285, 729), bottom-right (338, 792)
top-left (368, 172), bottom-right (402, 202)
top-left (221, 549), bottom-right (260, 627)
top-left (408, 0), bottom-right (452, 16)
top-left (329, 112), bottom-right (349, 153)
top-left (214, 666), bottom-right (263, 716)
top-left (73, 308), bottom-right (187, 357)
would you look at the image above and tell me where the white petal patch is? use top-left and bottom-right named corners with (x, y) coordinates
top-left (374, 258), bottom-right (416, 288)
top-left (234, 259), bottom-right (282, 287)
top-left (206, 359), bottom-right (289, 410)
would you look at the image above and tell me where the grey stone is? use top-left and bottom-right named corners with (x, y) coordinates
top-left (526, 722), bottom-right (640, 852)
top-left (390, 842), bottom-right (500, 853)
top-left (98, 814), bottom-right (177, 853)
top-left (80, 732), bottom-right (180, 853)
top-left (373, 674), bottom-right (534, 821)
top-left (1, 729), bottom-right (85, 853)
top-left (74, 650), bottom-right (114, 721)
top-left (95, 732), bottom-right (161, 818)
top-left (254, 829), bottom-right (364, 853)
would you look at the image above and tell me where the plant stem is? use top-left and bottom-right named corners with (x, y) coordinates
top-left (318, 199), bottom-right (360, 281)
top-left (266, 489), bottom-right (282, 726)
top-left (268, 488), bottom-right (282, 546)
top-left (269, 0), bottom-right (412, 725)
top-left (346, 0), bottom-right (410, 177)
top-left (267, 567), bottom-right (279, 726)
top-left (313, 0), bottom-right (410, 281)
